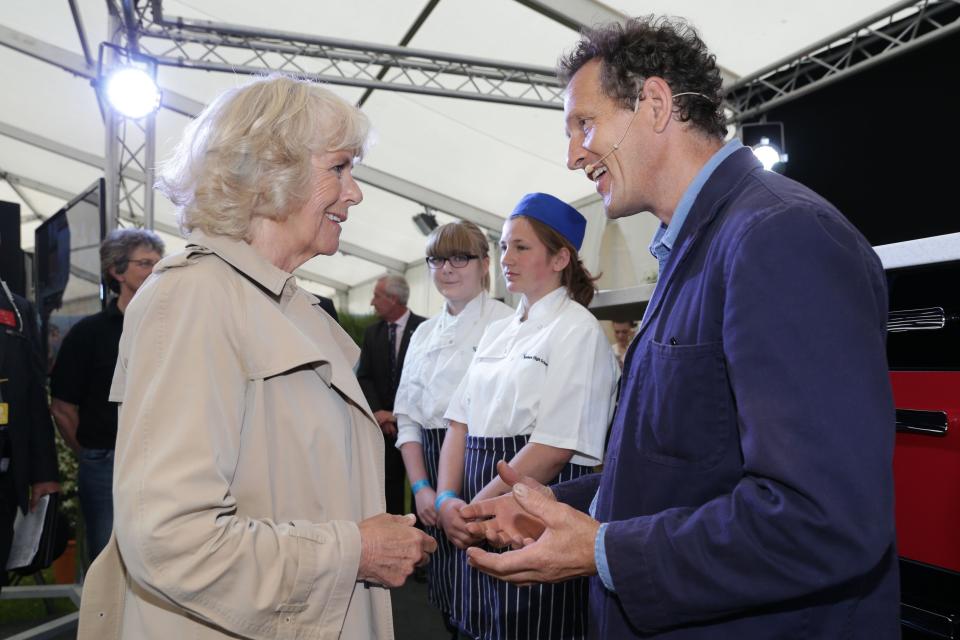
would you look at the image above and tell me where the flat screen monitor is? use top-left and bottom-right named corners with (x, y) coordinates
top-left (34, 179), bottom-right (105, 370)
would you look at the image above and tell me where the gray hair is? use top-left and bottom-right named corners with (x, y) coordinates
top-left (156, 74), bottom-right (372, 241)
top-left (100, 228), bottom-right (165, 293)
top-left (378, 274), bottom-right (410, 306)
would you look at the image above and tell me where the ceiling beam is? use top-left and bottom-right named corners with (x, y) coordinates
top-left (337, 241), bottom-right (406, 272)
top-left (0, 169), bottom-right (76, 202)
top-left (135, 3), bottom-right (564, 110)
top-left (353, 165), bottom-right (504, 233)
top-left (513, 0), bottom-right (739, 88)
top-left (724, 0), bottom-right (960, 123)
top-left (0, 119), bottom-right (144, 181)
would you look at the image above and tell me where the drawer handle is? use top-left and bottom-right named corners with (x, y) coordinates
top-left (888, 307), bottom-right (947, 332)
top-left (896, 409), bottom-right (948, 436)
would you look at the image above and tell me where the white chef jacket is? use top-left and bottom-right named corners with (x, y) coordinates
top-left (444, 286), bottom-right (619, 467)
top-left (394, 291), bottom-right (513, 448)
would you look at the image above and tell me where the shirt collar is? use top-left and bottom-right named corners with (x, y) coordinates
top-left (649, 138), bottom-right (743, 260)
top-left (185, 229), bottom-right (294, 296)
top-left (392, 308), bottom-right (411, 330)
top-left (442, 291), bottom-right (485, 326)
top-left (518, 286), bottom-right (568, 324)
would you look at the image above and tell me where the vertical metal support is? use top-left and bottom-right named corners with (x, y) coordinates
top-left (102, 1), bottom-right (157, 231)
top-left (143, 110), bottom-right (156, 230)
top-left (102, 10), bottom-right (122, 232)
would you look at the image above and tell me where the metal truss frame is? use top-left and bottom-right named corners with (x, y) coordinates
top-left (1, 20), bottom-right (499, 279)
top-left (724, 0), bottom-right (960, 123)
top-left (102, 3), bottom-right (157, 232)
top-left (129, 0), bottom-right (564, 110)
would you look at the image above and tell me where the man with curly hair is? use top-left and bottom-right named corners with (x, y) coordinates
top-left (463, 16), bottom-right (898, 639)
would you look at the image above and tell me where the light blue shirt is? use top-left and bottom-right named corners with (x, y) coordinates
top-left (593, 137), bottom-right (743, 593)
top-left (648, 138), bottom-right (743, 274)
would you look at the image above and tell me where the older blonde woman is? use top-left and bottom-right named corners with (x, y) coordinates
top-left (77, 76), bottom-right (435, 640)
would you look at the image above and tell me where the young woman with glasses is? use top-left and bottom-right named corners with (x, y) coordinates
top-left (393, 220), bottom-right (513, 636)
top-left (436, 193), bottom-right (619, 640)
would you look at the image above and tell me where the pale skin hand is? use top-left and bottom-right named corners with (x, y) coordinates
top-left (438, 498), bottom-right (478, 549)
top-left (399, 441), bottom-right (437, 526)
top-left (434, 420), bottom-right (481, 549)
top-left (373, 410), bottom-right (397, 438)
top-left (461, 461), bottom-right (551, 547)
top-left (357, 513), bottom-right (437, 588)
top-left (465, 481), bottom-right (600, 585)
top-left (414, 487), bottom-right (438, 527)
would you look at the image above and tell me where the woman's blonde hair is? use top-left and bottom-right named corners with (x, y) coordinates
top-left (157, 74), bottom-right (371, 240)
top-left (425, 220), bottom-right (492, 291)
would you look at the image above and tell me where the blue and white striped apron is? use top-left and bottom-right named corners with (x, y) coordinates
top-left (452, 434), bottom-right (590, 640)
top-left (421, 426), bottom-right (458, 615)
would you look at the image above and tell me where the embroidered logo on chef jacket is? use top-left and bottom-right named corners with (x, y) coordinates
top-left (521, 353), bottom-right (548, 367)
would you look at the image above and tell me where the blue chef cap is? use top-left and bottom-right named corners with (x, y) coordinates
top-left (508, 192), bottom-right (587, 251)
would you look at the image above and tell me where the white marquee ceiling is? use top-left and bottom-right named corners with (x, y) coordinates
top-left (1, 0), bottom-right (901, 297)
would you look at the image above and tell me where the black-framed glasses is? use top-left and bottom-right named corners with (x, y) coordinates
top-left (425, 254), bottom-right (479, 269)
top-left (127, 258), bottom-right (159, 269)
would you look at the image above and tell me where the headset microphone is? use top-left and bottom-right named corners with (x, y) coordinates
top-left (583, 91), bottom-right (712, 177)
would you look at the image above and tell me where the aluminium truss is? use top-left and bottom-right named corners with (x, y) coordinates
top-left (103, 4), bottom-right (157, 233)
top-left (127, 0), bottom-right (565, 110)
top-left (724, 0), bottom-right (960, 123)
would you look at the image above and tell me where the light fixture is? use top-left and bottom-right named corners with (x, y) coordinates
top-left (741, 122), bottom-right (788, 172)
top-left (97, 43), bottom-right (162, 119)
top-left (104, 67), bottom-right (161, 118)
top-left (413, 209), bottom-right (438, 236)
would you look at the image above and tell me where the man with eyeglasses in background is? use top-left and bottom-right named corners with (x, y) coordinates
top-left (51, 228), bottom-right (164, 564)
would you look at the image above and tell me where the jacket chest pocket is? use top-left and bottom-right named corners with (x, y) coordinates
top-left (629, 339), bottom-right (734, 469)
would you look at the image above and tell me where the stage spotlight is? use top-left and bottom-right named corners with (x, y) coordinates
top-left (741, 122), bottom-right (788, 172)
top-left (413, 210), bottom-right (438, 235)
top-left (752, 137), bottom-right (782, 171)
top-left (104, 66), bottom-right (162, 119)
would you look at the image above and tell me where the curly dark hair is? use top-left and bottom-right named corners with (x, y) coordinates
top-left (558, 16), bottom-right (726, 138)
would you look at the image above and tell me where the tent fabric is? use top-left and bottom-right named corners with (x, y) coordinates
top-left (1, 0), bottom-right (899, 313)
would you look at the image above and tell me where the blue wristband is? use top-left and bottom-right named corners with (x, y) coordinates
top-left (411, 479), bottom-right (431, 495)
top-left (434, 490), bottom-right (458, 512)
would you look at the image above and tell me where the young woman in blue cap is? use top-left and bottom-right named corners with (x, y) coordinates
top-left (436, 193), bottom-right (619, 640)
top-left (393, 220), bottom-right (513, 637)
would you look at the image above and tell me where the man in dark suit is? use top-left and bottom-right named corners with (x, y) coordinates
top-left (0, 277), bottom-right (60, 587)
top-left (357, 275), bottom-right (425, 515)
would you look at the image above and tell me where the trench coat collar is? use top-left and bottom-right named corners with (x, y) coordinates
top-left (183, 229), bottom-right (293, 296)
top-left (174, 230), bottom-right (377, 427)
top-left (640, 147), bottom-right (762, 335)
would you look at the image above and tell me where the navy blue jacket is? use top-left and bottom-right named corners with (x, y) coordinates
top-left (555, 148), bottom-right (898, 638)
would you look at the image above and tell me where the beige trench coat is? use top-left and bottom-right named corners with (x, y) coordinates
top-left (77, 231), bottom-right (393, 639)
